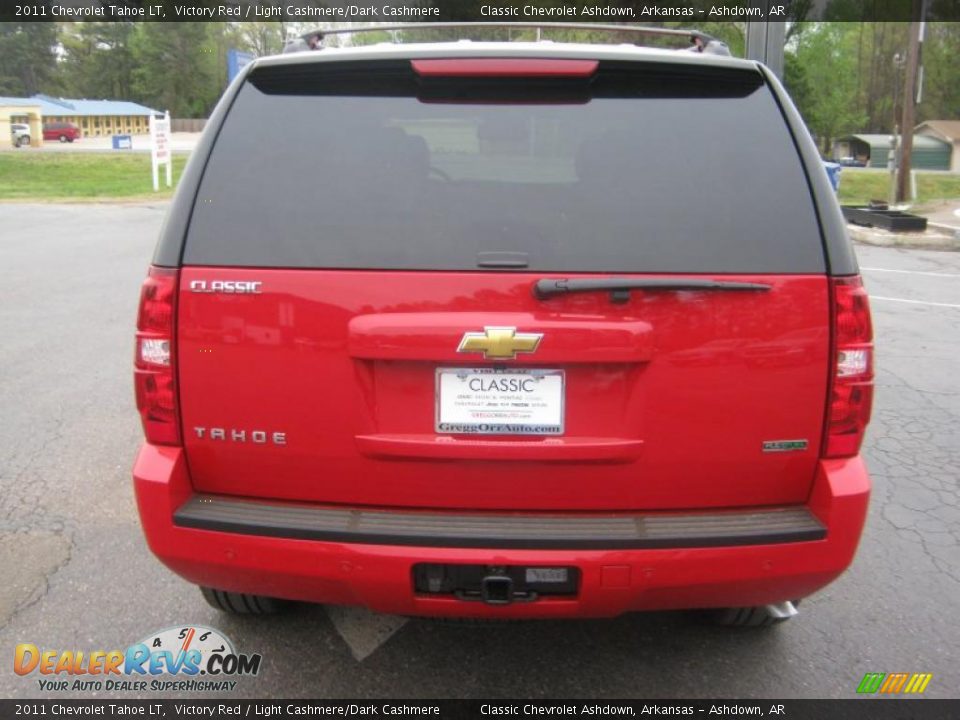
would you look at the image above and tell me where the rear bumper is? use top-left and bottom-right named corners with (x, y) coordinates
top-left (133, 445), bottom-right (870, 618)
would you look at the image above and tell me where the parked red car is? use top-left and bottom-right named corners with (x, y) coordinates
top-left (133, 25), bottom-right (873, 627)
top-left (43, 121), bottom-right (81, 142)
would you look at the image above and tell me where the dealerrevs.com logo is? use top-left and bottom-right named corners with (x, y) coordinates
top-left (15, 625), bottom-right (261, 693)
top-left (856, 672), bottom-right (933, 695)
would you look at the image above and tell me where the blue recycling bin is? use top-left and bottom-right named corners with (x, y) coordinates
top-left (823, 161), bottom-right (842, 193)
top-left (112, 134), bottom-right (132, 150)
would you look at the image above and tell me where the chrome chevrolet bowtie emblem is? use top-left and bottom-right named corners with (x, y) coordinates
top-left (457, 326), bottom-right (543, 360)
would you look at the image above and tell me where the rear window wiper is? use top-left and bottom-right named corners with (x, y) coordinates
top-left (534, 277), bottom-right (772, 302)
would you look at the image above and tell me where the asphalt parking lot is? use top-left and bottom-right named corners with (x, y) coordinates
top-left (1, 203), bottom-right (958, 699)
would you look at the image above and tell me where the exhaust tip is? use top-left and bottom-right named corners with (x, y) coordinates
top-left (764, 601), bottom-right (799, 620)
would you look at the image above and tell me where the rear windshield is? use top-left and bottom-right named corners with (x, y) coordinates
top-left (184, 60), bottom-right (824, 273)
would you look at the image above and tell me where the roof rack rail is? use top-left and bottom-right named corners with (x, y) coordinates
top-left (283, 22), bottom-right (730, 57)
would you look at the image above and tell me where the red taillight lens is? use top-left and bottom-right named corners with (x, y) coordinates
top-left (825, 277), bottom-right (874, 458)
top-left (137, 268), bottom-right (176, 334)
top-left (135, 266), bottom-right (180, 445)
top-left (834, 276), bottom-right (873, 346)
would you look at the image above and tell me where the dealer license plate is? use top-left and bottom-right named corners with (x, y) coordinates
top-left (435, 368), bottom-right (564, 435)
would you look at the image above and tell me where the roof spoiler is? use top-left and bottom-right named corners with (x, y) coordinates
top-left (282, 22), bottom-right (730, 57)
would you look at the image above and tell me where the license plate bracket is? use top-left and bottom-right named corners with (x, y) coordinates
top-left (435, 367), bottom-right (564, 435)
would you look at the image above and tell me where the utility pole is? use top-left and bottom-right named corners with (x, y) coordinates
top-left (745, 16), bottom-right (786, 80)
top-left (889, 53), bottom-right (903, 206)
top-left (896, 0), bottom-right (926, 203)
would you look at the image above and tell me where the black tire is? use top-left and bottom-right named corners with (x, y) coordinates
top-left (200, 586), bottom-right (289, 615)
top-left (59, 134), bottom-right (68, 143)
top-left (17, 136), bottom-right (29, 148)
top-left (700, 601), bottom-right (801, 628)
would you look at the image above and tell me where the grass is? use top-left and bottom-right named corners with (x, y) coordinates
top-left (0, 152), bottom-right (189, 201)
top-left (838, 170), bottom-right (960, 207)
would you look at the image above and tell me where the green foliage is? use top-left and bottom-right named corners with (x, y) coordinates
top-left (0, 23), bottom-right (59, 96)
top-left (129, 23), bottom-right (220, 116)
top-left (784, 20), bottom-right (959, 156)
top-left (59, 22), bottom-right (135, 100)
top-left (41, 21), bottom-right (301, 115)
top-left (231, 21), bottom-right (288, 56)
top-left (919, 23), bottom-right (960, 122)
top-left (791, 23), bottom-right (868, 153)
top-left (783, 52), bottom-right (813, 122)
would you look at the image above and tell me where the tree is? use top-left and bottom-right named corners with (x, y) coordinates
top-left (917, 22), bottom-right (960, 122)
top-left (59, 22), bottom-right (135, 100)
top-left (233, 21), bottom-right (289, 57)
top-left (0, 23), bottom-right (59, 96)
top-left (783, 51), bottom-right (814, 123)
top-left (793, 23), bottom-right (868, 154)
top-left (130, 23), bottom-right (220, 117)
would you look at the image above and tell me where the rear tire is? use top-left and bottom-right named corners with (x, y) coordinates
top-left (59, 134), bottom-right (68, 143)
top-left (701, 601), bottom-right (800, 628)
top-left (200, 586), bottom-right (289, 615)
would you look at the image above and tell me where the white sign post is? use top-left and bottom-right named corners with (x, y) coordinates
top-left (150, 111), bottom-right (172, 192)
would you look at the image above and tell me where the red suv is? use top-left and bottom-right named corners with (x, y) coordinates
top-left (43, 121), bottom-right (81, 143)
top-left (133, 26), bottom-right (873, 626)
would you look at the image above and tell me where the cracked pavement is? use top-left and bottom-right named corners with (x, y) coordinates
top-left (0, 205), bottom-right (957, 699)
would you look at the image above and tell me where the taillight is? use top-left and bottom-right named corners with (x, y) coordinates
top-left (135, 266), bottom-right (180, 445)
top-left (824, 276), bottom-right (874, 458)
